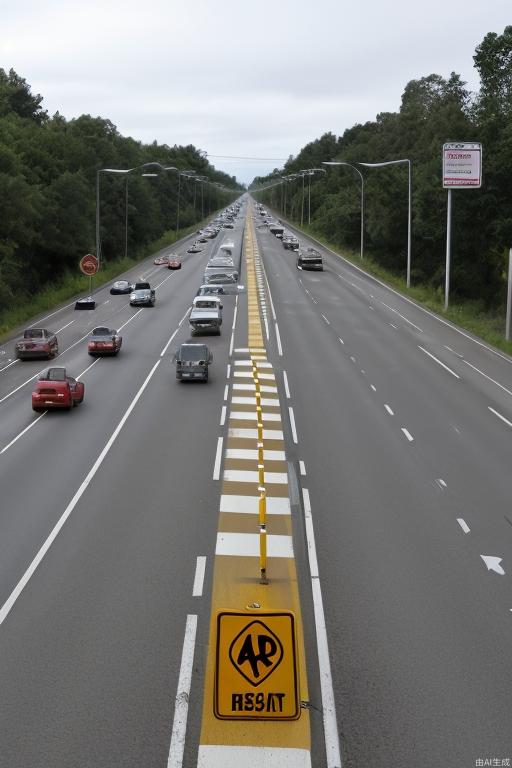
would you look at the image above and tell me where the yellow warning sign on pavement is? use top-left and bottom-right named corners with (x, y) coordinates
top-left (214, 610), bottom-right (300, 720)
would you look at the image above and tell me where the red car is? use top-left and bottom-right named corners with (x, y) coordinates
top-left (87, 326), bottom-right (122, 355)
top-left (16, 328), bottom-right (58, 360)
top-left (168, 257), bottom-right (181, 270)
top-left (32, 368), bottom-right (84, 411)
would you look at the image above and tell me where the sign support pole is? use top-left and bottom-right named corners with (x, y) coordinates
top-left (506, 248), bottom-right (512, 341)
top-left (444, 189), bottom-right (452, 311)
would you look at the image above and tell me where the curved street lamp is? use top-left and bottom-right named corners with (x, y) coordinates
top-left (323, 161), bottom-right (365, 260)
top-left (96, 163), bottom-right (179, 262)
top-left (300, 168), bottom-right (326, 226)
top-left (358, 159), bottom-right (412, 287)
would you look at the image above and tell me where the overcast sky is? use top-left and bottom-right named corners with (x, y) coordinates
top-left (1, 0), bottom-right (510, 185)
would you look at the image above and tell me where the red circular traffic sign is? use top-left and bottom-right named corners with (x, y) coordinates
top-left (80, 254), bottom-right (99, 276)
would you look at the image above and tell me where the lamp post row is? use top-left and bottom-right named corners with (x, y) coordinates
top-left (96, 164), bottom-right (225, 266)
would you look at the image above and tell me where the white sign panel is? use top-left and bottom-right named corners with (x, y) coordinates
top-left (443, 143), bottom-right (482, 188)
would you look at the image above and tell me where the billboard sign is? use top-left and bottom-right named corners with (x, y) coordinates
top-left (442, 143), bottom-right (482, 188)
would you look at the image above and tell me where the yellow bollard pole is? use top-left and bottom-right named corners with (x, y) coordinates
top-left (259, 487), bottom-right (268, 584)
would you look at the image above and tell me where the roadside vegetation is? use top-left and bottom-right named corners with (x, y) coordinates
top-left (0, 67), bottom-right (241, 332)
top-left (252, 26), bottom-right (512, 353)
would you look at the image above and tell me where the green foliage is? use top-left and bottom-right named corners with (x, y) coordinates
top-left (0, 72), bottom-right (241, 315)
top-left (255, 27), bottom-right (512, 320)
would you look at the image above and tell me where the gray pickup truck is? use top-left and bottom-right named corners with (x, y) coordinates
top-left (189, 297), bottom-right (223, 335)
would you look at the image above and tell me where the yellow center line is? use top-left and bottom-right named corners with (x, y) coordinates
top-left (197, 209), bottom-right (311, 765)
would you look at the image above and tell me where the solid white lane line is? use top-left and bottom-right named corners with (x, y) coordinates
top-left (338, 338), bottom-right (344, 345)
top-left (167, 614), bottom-right (198, 768)
top-left (232, 305), bottom-right (238, 330)
top-left (384, 404), bottom-right (394, 416)
top-left (321, 314), bottom-right (330, 325)
top-left (220, 406), bottom-right (227, 426)
top-left (0, 359), bottom-right (19, 373)
top-left (220, 495), bottom-right (291, 515)
top-left (418, 346), bottom-right (460, 379)
top-left (283, 370), bottom-right (291, 398)
top-left (488, 406), bottom-right (512, 428)
top-left (1, 412), bottom-right (47, 454)
top-left (299, 460), bottom-right (306, 476)
top-left (118, 308), bottom-right (144, 332)
top-left (302, 488), bottom-right (342, 768)
top-left (289, 407), bottom-right (298, 444)
top-left (457, 518), bottom-right (471, 534)
top-left (229, 331), bottom-right (234, 357)
top-left (28, 301), bottom-right (76, 326)
top-left (178, 308), bottom-right (189, 326)
top-left (161, 327), bottom-right (180, 357)
top-left (213, 437), bottom-right (223, 480)
top-left (77, 358), bottom-right (101, 379)
top-left (0, 360), bottom-right (162, 626)
top-left (370, 385), bottom-right (377, 392)
top-left (55, 320), bottom-right (75, 333)
top-left (436, 478), bottom-right (447, 489)
top-left (264, 316), bottom-right (270, 340)
top-left (192, 557), bottom-right (206, 597)
top-left (226, 364), bottom-right (231, 379)
top-left (216, 532), bottom-right (294, 558)
top-left (380, 301), bottom-right (423, 332)
top-left (401, 428), bottom-right (414, 442)
top-left (465, 361), bottom-right (512, 398)
top-left (275, 323), bottom-right (283, 356)
top-left (224, 385), bottom-right (229, 401)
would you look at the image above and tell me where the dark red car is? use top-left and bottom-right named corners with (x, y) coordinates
top-left (32, 368), bottom-right (85, 411)
top-left (16, 328), bottom-right (58, 360)
top-left (168, 257), bottom-right (181, 270)
top-left (87, 326), bottom-right (122, 355)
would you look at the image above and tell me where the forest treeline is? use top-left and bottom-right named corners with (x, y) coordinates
top-left (0, 68), bottom-right (240, 309)
top-left (251, 26), bottom-right (512, 308)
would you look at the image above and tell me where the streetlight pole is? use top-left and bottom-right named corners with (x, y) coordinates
top-left (358, 159), bottom-right (412, 286)
top-left (323, 161), bottom-right (365, 260)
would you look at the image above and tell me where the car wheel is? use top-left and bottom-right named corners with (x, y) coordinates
top-left (32, 407), bottom-right (42, 412)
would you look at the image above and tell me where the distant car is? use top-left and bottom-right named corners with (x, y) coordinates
top-left (196, 284), bottom-right (225, 296)
top-left (110, 280), bottom-right (133, 295)
top-left (297, 248), bottom-right (323, 271)
top-left (222, 222), bottom-right (234, 229)
top-left (130, 286), bottom-right (155, 306)
top-left (207, 256), bottom-right (234, 268)
top-left (75, 296), bottom-right (96, 310)
top-left (282, 235), bottom-right (299, 250)
top-left (187, 244), bottom-right (202, 253)
top-left (167, 257), bottom-right (182, 270)
top-left (173, 343), bottom-right (213, 382)
top-left (87, 327), bottom-right (122, 355)
top-left (32, 367), bottom-right (84, 411)
top-left (154, 255), bottom-right (169, 265)
top-left (197, 235), bottom-right (209, 243)
top-left (16, 328), bottom-right (58, 360)
top-left (203, 271), bottom-right (238, 285)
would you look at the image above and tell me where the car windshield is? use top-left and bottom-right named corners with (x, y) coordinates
top-left (180, 346), bottom-right (207, 361)
top-left (92, 327), bottom-right (112, 336)
top-left (24, 329), bottom-right (44, 338)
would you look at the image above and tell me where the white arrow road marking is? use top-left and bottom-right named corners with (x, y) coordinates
top-left (481, 556), bottom-right (505, 575)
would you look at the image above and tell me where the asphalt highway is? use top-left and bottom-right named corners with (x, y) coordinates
top-left (0, 201), bottom-right (511, 767)
top-left (254, 214), bottom-right (512, 767)
top-left (0, 222), bottom-right (246, 767)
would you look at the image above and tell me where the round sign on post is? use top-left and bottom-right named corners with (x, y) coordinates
top-left (79, 254), bottom-right (99, 276)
